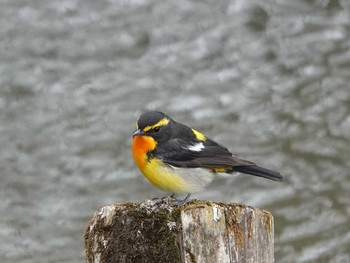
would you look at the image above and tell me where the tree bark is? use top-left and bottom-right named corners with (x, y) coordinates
top-left (84, 199), bottom-right (274, 263)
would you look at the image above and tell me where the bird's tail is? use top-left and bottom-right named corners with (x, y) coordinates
top-left (233, 165), bottom-right (283, 182)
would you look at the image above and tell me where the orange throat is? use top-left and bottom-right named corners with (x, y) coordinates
top-left (132, 135), bottom-right (156, 169)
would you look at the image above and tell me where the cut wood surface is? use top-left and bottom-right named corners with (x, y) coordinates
top-left (84, 199), bottom-right (274, 263)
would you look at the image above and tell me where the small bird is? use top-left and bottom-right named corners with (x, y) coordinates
top-left (132, 111), bottom-right (283, 203)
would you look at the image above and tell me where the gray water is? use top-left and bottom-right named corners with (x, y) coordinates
top-left (1, 0), bottom-right (350, 262)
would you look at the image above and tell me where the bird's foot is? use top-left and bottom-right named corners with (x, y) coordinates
top-left (169, 193), bottom-right (191, 206)
top-left (150, 193), bottom-right (192, 207)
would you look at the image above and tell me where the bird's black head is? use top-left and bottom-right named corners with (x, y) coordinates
top-left (133, 111), bottom-right (173, 142)
top-left (137, 111), bottom-right (169, 130)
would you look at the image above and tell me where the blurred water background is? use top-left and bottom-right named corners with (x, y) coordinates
top-left (1, 0), bottom-right (350, 262)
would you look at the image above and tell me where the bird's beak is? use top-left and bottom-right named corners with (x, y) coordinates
top-left (133, 129), bottom-right (144, 137)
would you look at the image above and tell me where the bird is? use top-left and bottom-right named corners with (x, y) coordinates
top-left (132, 111), bottom-right (283, 204)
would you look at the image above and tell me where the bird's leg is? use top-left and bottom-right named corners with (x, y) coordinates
top-left (170, 193), bottom-right (191, 206)
top-left (182, 193), bottom-right (191, 203)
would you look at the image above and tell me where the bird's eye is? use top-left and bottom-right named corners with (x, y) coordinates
top-left (153, 126), bottom-right (160, 133)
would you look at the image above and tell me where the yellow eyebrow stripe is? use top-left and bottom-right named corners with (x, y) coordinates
top-left (143, 117), bottom-right (170, 132)
top-left (192, 128), bottom-right (206, 141)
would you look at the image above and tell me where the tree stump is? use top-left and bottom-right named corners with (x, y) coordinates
top-left (84, 199), bottom-right (274, 263)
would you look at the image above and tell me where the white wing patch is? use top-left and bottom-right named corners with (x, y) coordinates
top-left (185, 142), bottom-right (205, 152)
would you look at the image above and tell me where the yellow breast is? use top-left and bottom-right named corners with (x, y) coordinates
top-left (132, 135), bottom-right (215, 193)
top-left (132, 135), bottom-right (191, 193)
top-left (141, 158), bottom-right (195, 193)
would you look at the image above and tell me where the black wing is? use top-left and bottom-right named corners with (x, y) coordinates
top-left (155, 138), bottom-right (283, 182)
top-left (155, 137), bottom-right (253, 169)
